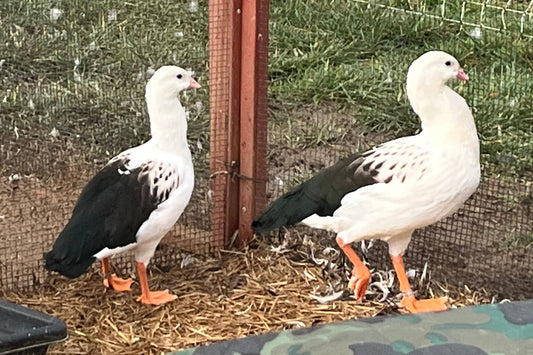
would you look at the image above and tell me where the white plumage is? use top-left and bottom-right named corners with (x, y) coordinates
top-left (302, 51), bottom-right (480, 252)
top-left (253, 51), bottom-right (480, 313)
top-left (45, 66), bottom-right (200, 305)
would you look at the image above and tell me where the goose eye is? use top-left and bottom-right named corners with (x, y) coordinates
top-left (445, 61), bottom-right (452, 66)
top-left (176, 74), bottom-right (183, 79)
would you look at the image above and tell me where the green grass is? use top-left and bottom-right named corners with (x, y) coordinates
top-left (0, 0), bottom-right (209, 169)
top-left (269, 0), bottom-right (533, 178)
top-left (501, 231), bottom-right (533, 250)
top-left (1, 0), bottom-right (532, 178)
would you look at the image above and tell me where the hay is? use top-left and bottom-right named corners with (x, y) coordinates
top-left (0, 238), bottom-right (495, 354)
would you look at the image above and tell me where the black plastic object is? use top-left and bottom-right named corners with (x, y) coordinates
top-left (0, 299), bottom-right (67, 355)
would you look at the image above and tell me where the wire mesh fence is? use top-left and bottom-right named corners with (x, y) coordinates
top-left (208, 0), bottom-right (237, 250)
top-left (0, 0), bottom-right (212, 290)
top-left (266, 117), bottom-right (533, 300)
top-left (1, 0), bottom-right (532, 303)
top-left (266, 0), bottom-right (533, 300)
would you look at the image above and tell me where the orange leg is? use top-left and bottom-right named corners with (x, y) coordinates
top-left (336, 236), bottom-right (370, 300)
top-left (101, 258), bottom-right (133, 292)
top-left (136, 262), bottom-right (177, 305)
top-left (390, 254), bottom-right (447, 313)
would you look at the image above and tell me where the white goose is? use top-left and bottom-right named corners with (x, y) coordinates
top-left (253, 51), bottom-right (480, 313)
top-left (45, 66), bottom-right (200, 305)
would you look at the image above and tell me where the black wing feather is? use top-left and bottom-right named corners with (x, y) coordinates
top-left (44, 159), bottom-right (158, 278)
top-left (252, 152), bottom-right (379, 234)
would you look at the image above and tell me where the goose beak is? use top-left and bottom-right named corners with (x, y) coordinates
top-left (456, 68), bottom-right (469, 81)
top-left (189, 78), bottom-right (201, 89)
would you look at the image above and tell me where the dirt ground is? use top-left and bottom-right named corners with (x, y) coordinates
top-left (0, 237), bottom-right (497, 355)
top-left (0, 167), bottom-right (528, 355)
top-left (265, 104), bottom-right (533, 299)
top-left (0, 104), bottom-right (531, 354)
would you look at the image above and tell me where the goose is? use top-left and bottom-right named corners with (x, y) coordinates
top-left (252, 51), bottom-right (480, 313)
top-left (45, 66), bottom-right (200, 305)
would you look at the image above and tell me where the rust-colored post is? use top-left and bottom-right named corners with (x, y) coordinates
top-left (238, 0), bottom-right (269, 246)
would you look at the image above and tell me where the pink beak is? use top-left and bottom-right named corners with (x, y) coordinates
top-left (189, 78), bottom-right (201, 89)
top-left (456, 68), bottom-right (469, 81)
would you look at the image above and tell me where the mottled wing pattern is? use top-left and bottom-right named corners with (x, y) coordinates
top-left (353, 140), bottom-right (429, 185)
top-left (252, 139), bottom-right (430, 233)
top-left (141, 160), bottom-right (180, 205)
top-left (111, 152), bottom-right (180, 206)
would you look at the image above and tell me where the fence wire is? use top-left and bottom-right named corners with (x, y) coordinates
top-left (0, 0), bottom-right (212, 290)
top-left (1, 0), bottom-right (532, 302)
top-left (266, 0), bottom-right (533, 300)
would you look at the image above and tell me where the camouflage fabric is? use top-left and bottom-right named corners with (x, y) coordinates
top-left (173, 300), bottom-right (533, 355)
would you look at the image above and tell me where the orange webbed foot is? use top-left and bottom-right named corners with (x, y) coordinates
top-left (103, 274), bottom-right (133, 292)
top-left (400, 294), bottom-right (447, 313)
top-left (348, 266), bottom-right (371, 300)
top-left (136, 289), bottom-right (177, 305)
